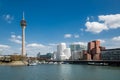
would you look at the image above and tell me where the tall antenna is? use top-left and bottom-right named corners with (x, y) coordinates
top-left (22, 11), bottom-right (25, 20)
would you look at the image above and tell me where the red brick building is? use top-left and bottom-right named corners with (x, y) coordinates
top-left (85, 40), bottom-right (105, 60)
top-left (83, 50), bottom-right (91, 60)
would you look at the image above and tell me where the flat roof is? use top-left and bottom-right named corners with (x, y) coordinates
top-left (102, 48), bottom-right (120, 51)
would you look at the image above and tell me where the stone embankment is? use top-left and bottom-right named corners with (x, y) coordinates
top-left (0, 61), bottom-right (28, 66)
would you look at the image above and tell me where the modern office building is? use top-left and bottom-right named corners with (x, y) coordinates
top-left (70, 43), bottom-right (86, 60)
top-left (37, 52), bottom-right (53, 60)
top-left (101, 48), bottom-right (120, 60)
top-left (37, 52), bottom-right (41, 58)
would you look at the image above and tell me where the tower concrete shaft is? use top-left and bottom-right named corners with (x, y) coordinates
top-left (22, 27), bottom-right (26, 56)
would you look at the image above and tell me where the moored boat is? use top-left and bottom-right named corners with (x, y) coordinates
top-left (28, 62), bottom-right (37, 66)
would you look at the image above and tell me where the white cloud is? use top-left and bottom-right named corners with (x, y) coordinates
top-left (85, 21), bottom-right (108, 33)
top-left (17, 35), bottom-right (22, 39)
top-left (0, 44), bottom-right (11, 55)
top-left (9, 34), bottom-right (22, 44)
top-left (26, 43), bottom-right (54, 57)
top-left (86, 17), bottom-right (90, 21)
top-left (97, 39), bottom-right (106, 43)
top-left (64, 34), bottom-right (80, 39)
top-left (95, 38), bottom-right (120, 49)
top-left (80, 28), bottom-right (84, 31)
top-left (27, 43), bottom-right (45, 48)
top-left (3, 14), bottom-right (14, 23)
top-left (48, 43), bottom-right (58, 46)
top-left (64, 34), bottom-right (72, 38)
top-left (99, 14), bottom-right (120, 29)
top-left (71, 42), bottom-right (87, 46)
top-left (112, 36), bottom-right (120, 41)
top-left (74, 34), bottom-right (79, 38)
top-left (103, 39), bottom-right (120, 49)
top-left (85, 14), bottom-right (120, 33)
top-left (11, 35), bottom-right (16, 38)
top-left (10, 40), bottom-right (21, 44)
top-left (11, 39), bottom-right (21, 44)
top-left (0, 44), bottom-right (10, 48)
top-left (0, 42), bottom-right (56, 56)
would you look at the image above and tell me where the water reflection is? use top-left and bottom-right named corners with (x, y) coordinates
top-left (0, 64), bottom-right (120, 80)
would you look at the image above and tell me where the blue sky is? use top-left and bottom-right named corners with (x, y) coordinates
top-left (0, 0), bottom-right (120, 56)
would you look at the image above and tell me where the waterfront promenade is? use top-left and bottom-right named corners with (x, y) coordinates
top-left (0, 58), bottom-right (120, 66)
top-left (47, 60), bottom-right (120, 66)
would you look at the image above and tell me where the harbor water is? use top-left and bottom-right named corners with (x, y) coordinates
top-left (0, 64), bottom-right (120, 80)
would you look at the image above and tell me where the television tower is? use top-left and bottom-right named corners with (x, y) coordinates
top-left (20, 12), bottom-right (27, 56)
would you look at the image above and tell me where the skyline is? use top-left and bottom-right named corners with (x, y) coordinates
top-left (0, 0), bottom-right (120, 56)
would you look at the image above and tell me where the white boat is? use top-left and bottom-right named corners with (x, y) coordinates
top-left (28, 62), bottom-right (37, 66)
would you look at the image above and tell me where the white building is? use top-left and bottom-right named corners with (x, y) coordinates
top-left (64, 48), bottom-right (71, 59)
top-left (53, 51), bottom-right (57, 60)
top-left (56, 43), bottom-right (71, 60)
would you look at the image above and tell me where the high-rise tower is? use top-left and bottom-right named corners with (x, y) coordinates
top-left (20, 12), bottom-right (27, 56)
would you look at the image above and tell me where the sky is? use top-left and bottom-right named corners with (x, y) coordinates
top-left (0, 0), bottom-right (120, 56)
